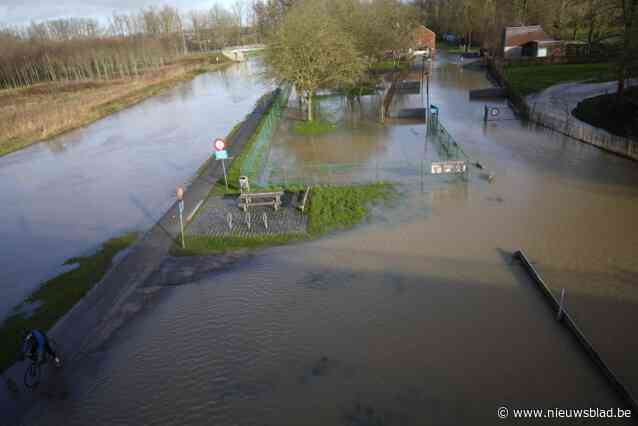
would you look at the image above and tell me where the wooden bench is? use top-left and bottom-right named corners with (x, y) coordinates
top-left (238, 191), bottom-right (283, 212)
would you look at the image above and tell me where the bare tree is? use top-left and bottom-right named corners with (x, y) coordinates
top-left (265, 0), bottom-right (365, 121)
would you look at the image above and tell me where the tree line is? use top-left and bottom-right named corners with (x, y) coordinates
top-left (0, 2), bottom-right (254, 90)
top-left (412, 0), bottom-right (636, 96)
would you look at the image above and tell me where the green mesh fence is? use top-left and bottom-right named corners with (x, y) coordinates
top-left (426, 113), bottom-right (470, 161)
top-left (239, 85), bottom-right (292, 184)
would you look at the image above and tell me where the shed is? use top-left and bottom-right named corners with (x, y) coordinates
top-left (502, 25), bottom-right (561, 58)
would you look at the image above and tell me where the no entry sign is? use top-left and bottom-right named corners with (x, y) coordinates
top-left (214, 138), bottom-right (226, 151)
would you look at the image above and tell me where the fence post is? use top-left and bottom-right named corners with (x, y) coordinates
top-left (557, 288), bottom-right (566, 321)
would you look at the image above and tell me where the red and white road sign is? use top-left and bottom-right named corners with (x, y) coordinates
top-left (214, 138), bottom-right (226, 151)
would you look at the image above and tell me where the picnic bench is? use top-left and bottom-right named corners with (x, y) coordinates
top-left (238, 191), bottom-right (283, 212)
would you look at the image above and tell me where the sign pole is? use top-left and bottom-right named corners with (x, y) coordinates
top-left (221, 158), bottom-right (229, 191)
top-left (176, 186), bottom-right (185, 249)
top-left (179, 200), bottom-right (185, 248)
top-left (213, 138), bottom-right (229, 192)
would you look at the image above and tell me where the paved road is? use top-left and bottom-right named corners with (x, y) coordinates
top-left (0, 90), bottom-right (279, 426)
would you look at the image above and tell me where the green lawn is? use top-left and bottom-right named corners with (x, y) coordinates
top-left (504, 62), bottom-right (616, 96)
top-left (0, 233), bottom-right (138, 373)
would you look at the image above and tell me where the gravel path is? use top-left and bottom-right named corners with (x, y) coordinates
top-left (188, 193), bottom-right (308, 237)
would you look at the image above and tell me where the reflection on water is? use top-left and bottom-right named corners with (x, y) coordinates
top-left (0, 60), bottom-right (272, 319)
top-left (23, 52), bottom-right (638, 425)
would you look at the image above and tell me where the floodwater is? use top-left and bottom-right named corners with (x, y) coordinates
top-left (23, 53), bottom-right (638, 425)
top-left (0, 60), bottom-right (271, 319)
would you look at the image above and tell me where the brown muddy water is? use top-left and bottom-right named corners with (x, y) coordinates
top-left (0, 60), bottom-right (272, 319)
top-left (22, 53), bottom-right (638, 425)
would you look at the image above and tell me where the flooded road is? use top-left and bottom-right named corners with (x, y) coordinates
top-left (23, 53), bottom-right (638, 424)
top-left (0, 60), bottom-right (271, 319)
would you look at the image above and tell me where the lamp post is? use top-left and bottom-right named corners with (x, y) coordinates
top-left (176, 186), bottom-right (185, 249)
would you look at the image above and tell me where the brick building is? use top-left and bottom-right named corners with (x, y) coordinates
top-left (413, 25), bottom-right (436, 53)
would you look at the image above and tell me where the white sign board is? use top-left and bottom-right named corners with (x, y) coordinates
top-left (431, 160), bottom-right (467, 175)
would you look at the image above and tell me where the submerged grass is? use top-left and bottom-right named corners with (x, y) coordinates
top-left (292, 120), bottom-right (337, 136)
top-left (0, 232), bottom-right (138, 373)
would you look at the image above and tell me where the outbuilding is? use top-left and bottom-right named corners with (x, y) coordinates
top-left (501, 25), bottom-right (561, 58)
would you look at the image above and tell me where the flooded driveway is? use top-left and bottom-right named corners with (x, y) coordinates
top-left (23, 53), bottom-right (638, 424)
top-left (0, 60), bottom-right (272, 319)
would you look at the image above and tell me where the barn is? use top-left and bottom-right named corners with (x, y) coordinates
top-left (501, 25), bottom-right (562, 58)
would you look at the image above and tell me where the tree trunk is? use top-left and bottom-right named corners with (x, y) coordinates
top-left (307, 92), bottom-right (313, 121)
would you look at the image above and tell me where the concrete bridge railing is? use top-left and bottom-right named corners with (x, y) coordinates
top-left (222, 44), bottom-right (265, 62)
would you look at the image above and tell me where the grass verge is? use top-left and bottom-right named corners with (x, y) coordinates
top-left (503, 62), bottom-right (615, 96)
top-left (0, 232), bottom-right (138, 373)
top-left (293, 120), bottom-right (337, 136)
top-left (573, 87), bottom-right (638, 141)
top-left (170, 234), bottom-right (308, 256)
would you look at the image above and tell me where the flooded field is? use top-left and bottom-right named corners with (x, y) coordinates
top-left (23, 53), bottom-right (638, 424)
top-left (0, 60), bottom-right (271, 319)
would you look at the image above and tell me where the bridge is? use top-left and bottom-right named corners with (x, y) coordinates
top-left (222, 44), bottom-right (265, 62)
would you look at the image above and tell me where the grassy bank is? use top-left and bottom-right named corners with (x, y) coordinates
top-left (503, 62), bottom-right (615, 96)
top-left (573, 87), bottom-right (638, 141)
top-left (0, 54), bottom-right (232, 157)
top-left (0, 233), bottom-right (138, 373)
top-left (174, 183), bottom-right (395, 256)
